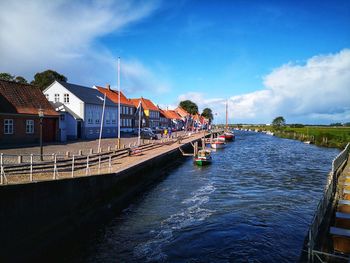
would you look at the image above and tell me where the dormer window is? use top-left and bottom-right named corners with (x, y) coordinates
top-left (64, 94), bottom-right (69, 103)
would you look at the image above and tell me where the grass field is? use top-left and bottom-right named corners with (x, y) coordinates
top-left (231, 125), bottom-right (350, 149)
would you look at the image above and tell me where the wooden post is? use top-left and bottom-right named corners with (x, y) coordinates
top-left (90, 148), bottom-right (93, 155)
top-left (18, 155), bottom-right (22, 164)
top-left (30, 154), bottom-right (33, 182)
top-left (78, 150), bottom-right (83, 156)
top-left (66, 151), bottom-right (70, 158)
top-left (71, 155), bottom-right (75, 178)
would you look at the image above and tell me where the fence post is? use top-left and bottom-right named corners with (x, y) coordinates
top-left (109, 155), bottom-right (112, 172)
top-left (30, 154), bottom-right (33, 182)
top-left (86, 155), bottom-right (90, 176)
top-left (71, 155), bottom-right (75, 178)
top-left (18, 155), bottom-right (22, 164)
top-left (53, 154), bottom-right (58, 180)
top-left (0, 153), bottom-right (4, 185)
top-left (98, 155), bottom-right (101, 174)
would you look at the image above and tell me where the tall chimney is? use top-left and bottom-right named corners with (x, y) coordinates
top-left (106, 84), bottom-right (111, 90)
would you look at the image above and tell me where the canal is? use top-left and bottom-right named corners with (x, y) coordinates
top-left (59, 131), bottom-right (339, 262)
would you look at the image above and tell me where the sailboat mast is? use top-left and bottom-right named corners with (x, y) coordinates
top-left (226, 100), bottom-right (228, 130)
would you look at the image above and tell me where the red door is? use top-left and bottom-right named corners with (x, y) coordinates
top-left (43, 118), bottom-right (57, 142)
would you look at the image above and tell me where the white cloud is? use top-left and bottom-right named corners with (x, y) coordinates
top-left (0, 0), bottom-right (161, 88)
top-left (178, 49), bottom-right (350, 124)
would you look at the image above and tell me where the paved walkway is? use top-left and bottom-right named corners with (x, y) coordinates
top-left (1, 131), bottom-right (209, 184)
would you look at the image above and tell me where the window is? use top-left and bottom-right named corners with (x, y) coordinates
top-left (95, 112), bottom-right (100, 124)
top-left (54, 94), bottom-right (60, 102)
top-left (107, 129), bottom-right (110, 134)
top-left (111, 113), bottom-right (116, 124)
top-left (89, 129), bottom-right (93, 135)
top-left (88, 111), bottom-right (93, 124)
top-left (26, 120), bottom-right (34, 134)
top-left (45, 94), bottom-right (49, 100)
top-left (60, 114), bottom-right (65, 121)
top-left (64, 94), bottom-right (69, 103)
top-left (106, 112), bottom-right (110, 124)
top-left (4, 119), bottom-right (13, 134)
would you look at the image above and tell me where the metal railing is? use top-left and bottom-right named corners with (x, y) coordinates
top-left (307, 143), bottom-right (350, 262)
top-left (0, 136), bottom-right (191, 185)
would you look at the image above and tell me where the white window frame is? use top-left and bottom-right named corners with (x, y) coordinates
top-left (4, 119), bottom-right (13, 134)
top-left (26, 120), bottom-right (34, 134)
top-left (54, 94), bottom-right (60, 102)
top-left (64, 94), bottom-right (69, 103)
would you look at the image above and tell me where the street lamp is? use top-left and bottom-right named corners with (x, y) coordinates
top-left (38, 108), bottom-right (44, 161)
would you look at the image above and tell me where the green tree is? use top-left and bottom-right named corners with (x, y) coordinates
top-left (0, 73), bottom-right (15, 81)
top-left (201, 108), bottom-right (214, 122)
top-left (272, 116), bottom-right (286, 131)
top-left (31, 70), bottom-right (67, 90)
top-left (14, 76), bottom-right (28, 84)
top-left (179, 100), bottom-right (198, 115)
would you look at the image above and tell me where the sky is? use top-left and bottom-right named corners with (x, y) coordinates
top-left (0, 0), bottom-right (349, 124)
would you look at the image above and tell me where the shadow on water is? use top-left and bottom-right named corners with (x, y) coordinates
top-left (36, 131), bottom-right (339, 263)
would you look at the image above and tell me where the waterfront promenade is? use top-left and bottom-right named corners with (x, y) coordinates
top-left (0, 131), bottom-right (208, 184)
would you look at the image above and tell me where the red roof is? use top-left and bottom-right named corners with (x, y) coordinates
top-left (175, 107), bottom-right (190, 118)
top-left (130, 98), bottom-right (159, 111)
top-left (159, 108), bottom-right (172, 119)
top-left (0, 80), bottom-right (58, 116)
top-left (95, 86), bottom-right (134, 107)
top-left (164, 110), bottom-right (182, 120)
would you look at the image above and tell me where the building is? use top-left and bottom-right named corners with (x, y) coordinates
top-left (175, 106), bottom-right (192, 130)
top-left (164, 109), bottom-right (184, 130)
top-left (44, 81), bottom-right (118, 139)
top-left (0, 79), bottom-right (59, 146)
top-left (130, 97), bottom-right (160, 128)
top-left (94, 85), bottom-right (135, 133)
top-left (158, 108), bottom-right (171, 128)
top-left (50, 102), bottom-right (83, 142)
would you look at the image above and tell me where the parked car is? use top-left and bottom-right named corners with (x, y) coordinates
top-left (140, 130), bottom-right (158, 140)
top-left (142, 127), bottom-right (153, 133)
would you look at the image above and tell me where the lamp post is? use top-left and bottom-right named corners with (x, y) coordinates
top-left (38, 108), bottom-right (44, 161)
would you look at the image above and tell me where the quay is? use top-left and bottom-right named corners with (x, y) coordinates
top-left (303, 143), bottom-right (350, 262)
top-left (0, 130), bottom-right (219, 261)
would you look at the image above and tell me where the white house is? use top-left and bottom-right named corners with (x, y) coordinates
top-left (44, 81), bottom-right (119, 140)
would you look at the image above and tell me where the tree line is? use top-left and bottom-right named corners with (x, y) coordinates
top-left (0, 70), bottom-right (67, 91)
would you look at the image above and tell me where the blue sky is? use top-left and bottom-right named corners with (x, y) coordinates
top-left (0, 0), bottom-right (349, 124)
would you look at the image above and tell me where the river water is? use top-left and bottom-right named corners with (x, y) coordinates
top-left (64, 131), bottom-right (339, 263)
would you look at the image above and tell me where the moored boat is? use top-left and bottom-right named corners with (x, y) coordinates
top-left (194, 149), bottom-right (212, 166)
top-left (211, 139), bottom-right (226, 149)
top-left (218, 134), bottom-right (226, 142)
top-left (224, 131), bottom-right (235, 141)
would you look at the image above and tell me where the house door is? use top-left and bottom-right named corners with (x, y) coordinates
top-left (43, 118), bottom-right (57, 142)
top-left (77, 121), bottom-right (82, 139)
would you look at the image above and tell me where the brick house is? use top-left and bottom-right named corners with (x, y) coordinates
top-left (130, 97), bottom-right (160, 128)
top-left (94, 85), bottom-right (136, 133)
top-left (0, 80), bottom-right (59, 146)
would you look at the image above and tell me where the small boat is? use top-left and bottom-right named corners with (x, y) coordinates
top-left (223, 131), bottom-right (235, 141)
top-left (194, 149), bottom-right (212, 166)
top-left (211, 139), bottom-right (226, 149)
top-left (304, 140), bottom-right (312, 144)
top-left (218, 134), bottom-right (226, 142)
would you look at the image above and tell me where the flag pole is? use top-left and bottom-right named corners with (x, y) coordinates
top-left (138, 100), bottom-right (141, 146)
top-left (117, 57), bottom-right (121, 148)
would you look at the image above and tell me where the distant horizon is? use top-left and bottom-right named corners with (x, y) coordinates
top-left (0, 0), bottom-right (349, 124)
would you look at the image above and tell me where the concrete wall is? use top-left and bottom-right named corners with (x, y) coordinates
top-left (0, 143), bottom-right (193, 262)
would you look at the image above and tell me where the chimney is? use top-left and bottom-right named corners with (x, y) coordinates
top-left (106, 84), bottom-right (111, 90)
